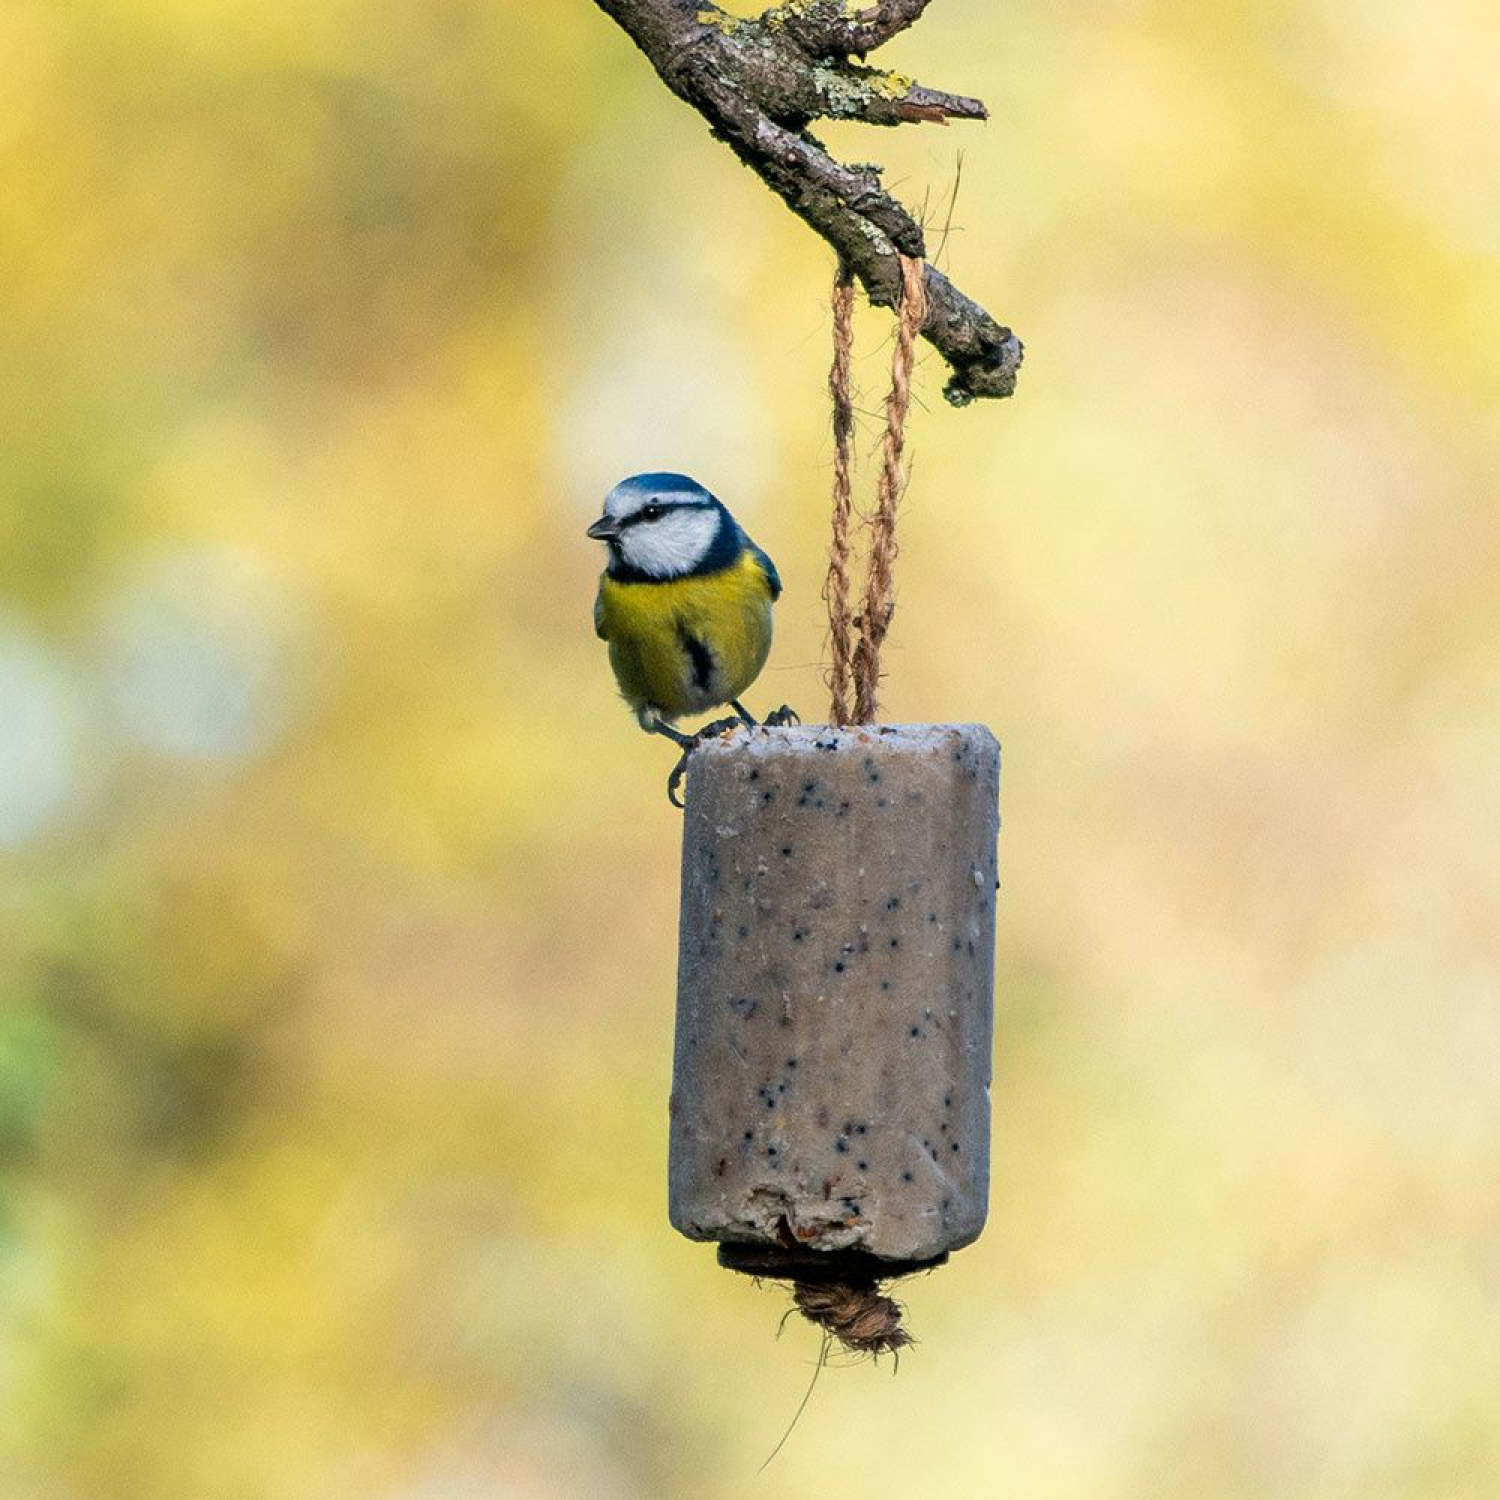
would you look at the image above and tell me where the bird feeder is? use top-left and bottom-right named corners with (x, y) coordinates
top-left (670, 722), bottom-right (999, 1350)
top-left (659, 251), bottom-right (1002, 1355)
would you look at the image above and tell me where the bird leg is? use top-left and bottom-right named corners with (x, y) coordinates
top-left (731, 699), bottom-right (801, 729)
top-left (658, 715), bottom-right (746, 808)
top-left (648, 720), bottom-right (696, 750)
top-left (658, 707), bottom-right (802, 809)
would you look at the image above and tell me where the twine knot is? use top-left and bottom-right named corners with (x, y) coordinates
top-left (793, 1279), bottom-right (913, 1356)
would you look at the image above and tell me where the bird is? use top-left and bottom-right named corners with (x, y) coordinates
top-left (587, 472), bottom-right (795, 803)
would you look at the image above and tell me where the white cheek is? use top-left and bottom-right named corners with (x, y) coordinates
top-left (621, 512), bottom-right (719, 576)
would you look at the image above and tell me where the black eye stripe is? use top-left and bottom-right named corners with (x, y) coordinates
top-left (619, 499), bottom-right (709, 527)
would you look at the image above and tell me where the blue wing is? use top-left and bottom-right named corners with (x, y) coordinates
top-left (750, 544), bottom-right (782, 601)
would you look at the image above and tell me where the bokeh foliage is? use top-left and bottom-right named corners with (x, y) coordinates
top-left (3, 1), bottom-right (1498, 1495)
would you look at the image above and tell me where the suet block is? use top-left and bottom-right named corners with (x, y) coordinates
top-left (670, 724), bottom-right (1000, 1263)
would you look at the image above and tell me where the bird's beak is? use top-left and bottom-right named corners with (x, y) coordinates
top-left (586, 515), bottom-right (620, 542)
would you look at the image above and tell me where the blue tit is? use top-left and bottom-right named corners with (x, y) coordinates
top-left (587, 473), bottom-right (791, 761)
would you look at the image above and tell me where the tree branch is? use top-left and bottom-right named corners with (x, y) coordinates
top-left (769, 0), bottom-right (940, 58)
top-left (592, 0), bottom-right (1022, 405)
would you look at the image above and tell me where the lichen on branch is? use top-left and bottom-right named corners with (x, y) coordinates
top-left (591, 0), bottom-right (1022, 405)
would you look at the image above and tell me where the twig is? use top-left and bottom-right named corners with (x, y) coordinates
top-left (590, 0), bottom-right (1023, 405)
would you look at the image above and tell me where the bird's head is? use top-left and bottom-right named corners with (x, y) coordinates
top-left (587, 473), bottom-right (733, 580)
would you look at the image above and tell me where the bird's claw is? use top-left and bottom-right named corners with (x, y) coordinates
top-left (664, 710), bottom-right (799, 807)
top-left (698, 715), bottom-right (748, 742)
top-left (666, 716), bottom-right (748, 808)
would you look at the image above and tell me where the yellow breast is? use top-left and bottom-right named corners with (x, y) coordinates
top-left (596, 551), bottom-right (776, 721)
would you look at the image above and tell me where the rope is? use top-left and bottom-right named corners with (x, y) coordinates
top-left (824, 253), bottom-right (928, 725)
top-left (853, 252), bottom-right (927, 722)
top-left (792, 1279), bottom-right (912, 1356)
top-left (823, 265), bottom-right (858, 727)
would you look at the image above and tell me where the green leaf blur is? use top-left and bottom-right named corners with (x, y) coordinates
top-left (3, 1), bottom-right (1498, 1495)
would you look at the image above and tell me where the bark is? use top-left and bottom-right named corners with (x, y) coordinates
top-left (591, 0), bottom-right (1022, 405)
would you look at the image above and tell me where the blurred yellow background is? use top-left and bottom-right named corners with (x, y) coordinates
top-left (3, 1), bottom-right (1498, 1495)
